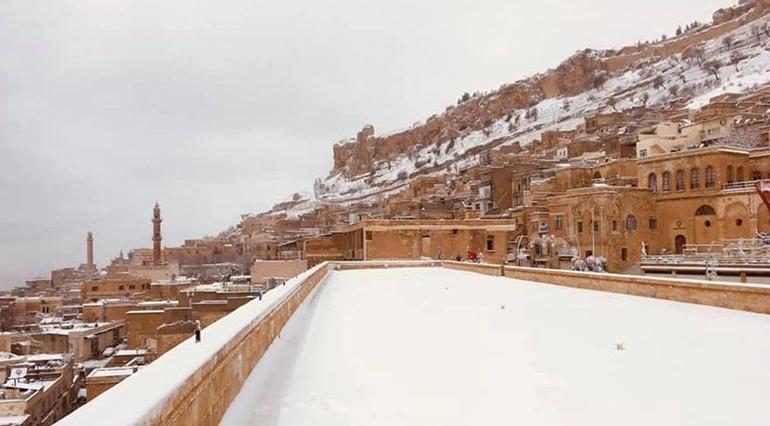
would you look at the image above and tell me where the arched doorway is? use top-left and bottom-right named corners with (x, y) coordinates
top-left (675, 235), bottom-right (687, 254)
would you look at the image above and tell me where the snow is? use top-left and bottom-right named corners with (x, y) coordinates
top-left (0, 415), bottom-right (29, 426)
top-left (307, 13), bottom-right (770, 207)
top-left (223, 267), bottom-right (770, 426)
top-left (87, 367), bottom-right (137, 379)
top-left (55, 263), bottom-right (330, 426)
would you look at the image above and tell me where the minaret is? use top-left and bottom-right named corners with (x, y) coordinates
top-left (86, 232), bottom-right (94, 270)
top-left (152, 202), bottom-right (163, 266)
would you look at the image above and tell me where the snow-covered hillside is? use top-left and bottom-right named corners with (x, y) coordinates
top-left (315, 13), bottom-right (770, 204)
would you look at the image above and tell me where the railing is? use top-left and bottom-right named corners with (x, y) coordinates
top-left (722, 179), bottom-right (759, 190)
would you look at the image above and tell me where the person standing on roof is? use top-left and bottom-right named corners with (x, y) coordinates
top-left (195, 320), bottom-right (202, 343)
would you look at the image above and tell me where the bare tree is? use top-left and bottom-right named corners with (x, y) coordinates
top-left (718, 127), bottom-right (760, 149)
top-left (607, 97), bottom-right (619, 112)
top-left (722, 35), bottom-right (734, 50)
top-left (703, 59), bottom-right (722, 80)
top-left (653, 75), bottom-right (665, 89)
top-left (668, 84), bottom-right (680, 97)
top-left (688, 45), bottom-right (707, 64)
top-left (730, 51), bottom-right (743, 71)
top-left (640, 92), bottom-right (650, 107)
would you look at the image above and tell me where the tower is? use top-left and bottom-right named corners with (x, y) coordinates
top-left (86, 232), bottom-right (94, 270)
top-left (152, 202), bottom-right (163, 266)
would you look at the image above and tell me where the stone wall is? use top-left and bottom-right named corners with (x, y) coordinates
top-left (443, 260), bottom-right (503, 276)
top-left (501, 265), bottom-right (770, 315)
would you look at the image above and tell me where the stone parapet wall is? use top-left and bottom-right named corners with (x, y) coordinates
top-left (58, 263), bottom-right (332, 426)
top-left (442, 260), bottom-right (503, 276)
top-left (502, 265), bottom-right (770, 315)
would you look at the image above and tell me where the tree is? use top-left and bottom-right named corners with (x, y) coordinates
top-left (607, 97), bottom-right (619, 112)
top-left (640, 92), bottom-right (650, 107)
top-left (722, 35), bottom-right (734, 50)
top-left (653, 75), bottom-right (665, 89)
top-left (719, 127), bottom-right (760, 149)
top-left (457, 92), bottom-right (471, 104)
top-left (668, 84), bottom-right (680, 97)
top-left (689, 45), bottom-right (706, 64)
top-left (730, 51), bottom-right (743, 71)
top-left (703, 59), bottom-right (723, 80)
top-left (676, 26), bottom-right (683, 37)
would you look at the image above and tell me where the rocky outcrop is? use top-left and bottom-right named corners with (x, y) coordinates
top-left (327, 2), bottom-right (769, 181)
top-left (330, 0), bottom-right (770, 179)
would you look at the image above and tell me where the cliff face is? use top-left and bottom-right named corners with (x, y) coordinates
top-left (329, 1), bottom-right (769, 181)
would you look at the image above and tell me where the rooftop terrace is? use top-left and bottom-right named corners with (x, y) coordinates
top-left (60, 263), bottom-right (770, 425)
top-left (223, 267), bottom-right (770, 425)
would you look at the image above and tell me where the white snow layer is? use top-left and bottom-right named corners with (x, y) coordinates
top-left (223, 267), bottom-right (770, 426)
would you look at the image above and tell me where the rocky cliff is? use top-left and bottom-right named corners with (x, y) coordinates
top-left (326, 1), bottom-right (770, 187)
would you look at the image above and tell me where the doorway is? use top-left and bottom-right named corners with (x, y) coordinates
top-left (675, 235), bottom-right (686, 254)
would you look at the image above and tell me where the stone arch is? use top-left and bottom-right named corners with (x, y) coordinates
top-left (648, 173), bottom-right (657, 191)
top-left (695, 205), bottom-right (717, 216)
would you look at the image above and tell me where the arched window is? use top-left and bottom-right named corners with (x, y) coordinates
top-left (705, 166), bottom-right (716, 188)
top-left (648, 173), bottom-right (658, 191)
top-left (727, 165), bottom-right (734, 184)
top-left (690, 168), bottom-right (700, 189)
top-left (736, 166), bottom-right (744, 182)
top-left (662, 171), bottom-right (671, 191)
top-left (626, 215), bottom-right (637, 231)
top-left (675, 169), bottom-right (685, 191)
top-left (695, 205), bottom-right (717, 216)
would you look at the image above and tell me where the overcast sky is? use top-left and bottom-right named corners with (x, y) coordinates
top-left (0, 0), bottom-right (731, 287)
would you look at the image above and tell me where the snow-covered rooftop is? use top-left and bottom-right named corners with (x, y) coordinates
top-left (223, 267), bottom-right (770, 425)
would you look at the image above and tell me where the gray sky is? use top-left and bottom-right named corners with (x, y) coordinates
top-left (0, 0), bottom-right (731, 287)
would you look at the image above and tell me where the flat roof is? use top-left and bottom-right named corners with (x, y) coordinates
top-left (223, 267), bottom-right (770, 425)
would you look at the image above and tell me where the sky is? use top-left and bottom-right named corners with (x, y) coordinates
top-left (0, 0), bottom-right (732, 287)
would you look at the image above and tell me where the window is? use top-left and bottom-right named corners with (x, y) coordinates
top-left (626, 215), bottom-right (637, 231)
top-left (612, 220), bottom-right (618, 232)
top-left (705, 166), bottom-right (716, 188)
top-left (649, 218), bottom-right (657, 230)
top-left (648, 173), bottom-right (657, 191)
top-left (554, 215), bottom-right (563, 231)
top-left (593, 221), bottom-right (600, 233)
top-left (736, 218), bottom-right (743, 226)
top-left (639, 149), bottom-right (648, 158)
top-left (129, 285), bottom-right (135, 290)
top-left (577, 221), bottom-right (583, 233)
top-left (736, 166), bottom-right (744, 182)
top-left (727, 165), bottom-right (734, 183)
top-left (690, 168), bottom-right (700, 189)
top-left (365, 231), bottom-right (373, 241)
top-left (118, 285), bottom-right (124, 291)
top-left (695, 205), bottom-right (717, 216)
top-left (753, 171), bottom-right (762, 181)
top-left (621, 248), bottom-right (628, 262)
top-left (675, 169), bottom-right (685, 191)
top-left (452, 229), bottom-right (458, 235)
top-left (91, 286), bottom-right (98, 291)
top-left (486, 235), bottom-right (495, 252)
top-left (662, 171), bottom-right (671, 191)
